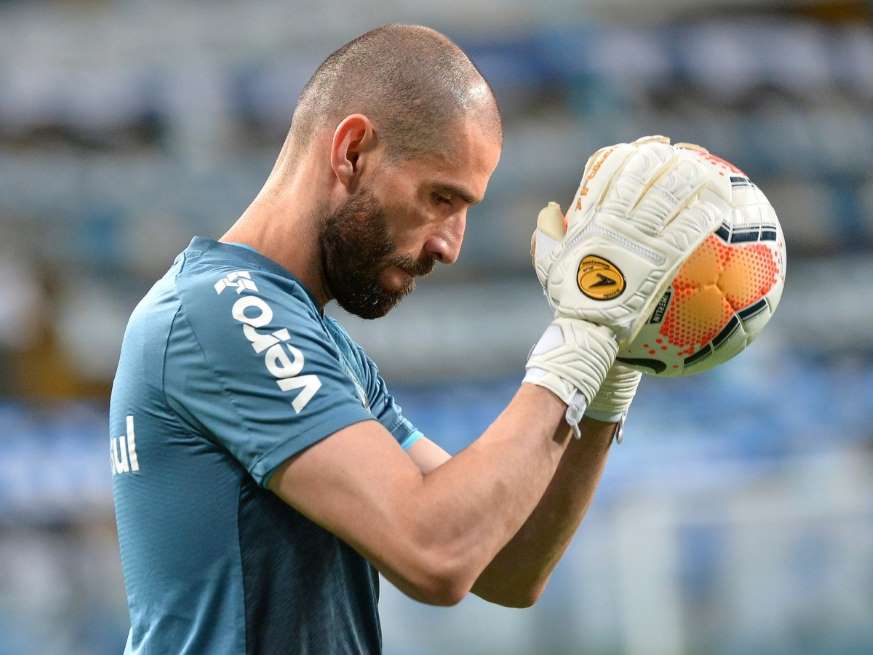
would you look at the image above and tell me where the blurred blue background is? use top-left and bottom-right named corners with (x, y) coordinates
top-left (1, 1), bottom-right (872, 654)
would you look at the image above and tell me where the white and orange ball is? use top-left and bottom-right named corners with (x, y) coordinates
top-left (617, 151), bottom-right (786, 376)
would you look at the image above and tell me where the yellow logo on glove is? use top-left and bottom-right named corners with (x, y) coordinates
top-left (577, 255), bottom-right (625, 300)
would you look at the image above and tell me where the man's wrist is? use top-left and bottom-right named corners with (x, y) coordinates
top-left (517, 381), bottom-right (579, 442)
top-left (554, 416), bottom-right (620, 477)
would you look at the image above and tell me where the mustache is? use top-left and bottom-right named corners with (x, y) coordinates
top-left (389, 253), bottom-right (436, 278)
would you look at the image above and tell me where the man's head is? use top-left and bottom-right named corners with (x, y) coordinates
top-left (277, 24), bottom-right (502, 319)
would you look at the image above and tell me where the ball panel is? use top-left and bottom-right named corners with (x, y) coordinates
top-left (662, 285), bottom-right (733, 350)
top-left (683, 318), bottom-right (751, 375)
top-left (721, 244), bottom-right (780, 310)
top-left (766, 231), bottom-right (788, 313)
top-left (737, 298), bottom-right (773, 342)
top-left (672, 236), bottom-right (723, 288)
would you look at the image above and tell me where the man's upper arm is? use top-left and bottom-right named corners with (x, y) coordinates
top-left (267, 419), bottom-right (447, 601)
top-left (165, 267), bottom-right (374, 486)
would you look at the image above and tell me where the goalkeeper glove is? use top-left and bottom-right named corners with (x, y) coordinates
top-left (524, 136), bottom-right (732, 437)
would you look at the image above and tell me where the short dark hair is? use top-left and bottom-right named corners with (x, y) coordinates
top-left (289, 24), bottom-right (502, 159)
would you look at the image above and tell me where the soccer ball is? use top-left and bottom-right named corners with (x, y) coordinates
top-left (616, 149), bottom-right (786, 377)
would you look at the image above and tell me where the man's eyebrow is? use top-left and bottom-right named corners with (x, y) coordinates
top-left (433, 182), bottom-right (482, 206)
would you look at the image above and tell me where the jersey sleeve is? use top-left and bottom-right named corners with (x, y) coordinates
top-left (164, 267), bottom-right (374, 487)
top-left (328, 319), bottom-right (423, 451)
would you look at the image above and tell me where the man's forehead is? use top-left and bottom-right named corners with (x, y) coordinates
top-left (418, 132), bottom-right (500, 201)
top-left (439, 117), bottom-right (501, 166)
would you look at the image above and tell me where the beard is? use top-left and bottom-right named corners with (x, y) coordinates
top-left (319, 188), bottom-right (435, 319)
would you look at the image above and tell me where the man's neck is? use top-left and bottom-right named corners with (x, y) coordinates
top-left (220, 192), bottom-right (331, 309)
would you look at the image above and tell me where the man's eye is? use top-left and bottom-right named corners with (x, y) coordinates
top-left (432, 192), bottom-right (452, 206)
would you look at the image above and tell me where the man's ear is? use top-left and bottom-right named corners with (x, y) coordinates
top-left (330, 114), bottom-right (377, 191)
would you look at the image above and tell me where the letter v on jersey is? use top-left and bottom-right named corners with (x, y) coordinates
top-left (215, 271), bottom-right (322, 413)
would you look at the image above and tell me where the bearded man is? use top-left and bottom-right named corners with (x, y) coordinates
top-left (110, 23), bottom-right (726, 655)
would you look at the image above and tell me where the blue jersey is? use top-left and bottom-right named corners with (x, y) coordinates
top-left (110, 237), bottom-right (422, 654)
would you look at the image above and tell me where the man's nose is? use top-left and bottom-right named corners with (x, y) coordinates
top-left (424, 211), bottom-right (466, 265)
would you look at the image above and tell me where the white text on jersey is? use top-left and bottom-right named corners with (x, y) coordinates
top-left (215, 271), bottom-right (322, 413)
top-left (111, 415), bottom-right (140, 476)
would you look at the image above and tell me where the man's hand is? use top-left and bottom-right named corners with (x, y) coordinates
top-left (525, 136), bottom-right (732, 434)
top-left (533, 135), bottom-right (732, 343)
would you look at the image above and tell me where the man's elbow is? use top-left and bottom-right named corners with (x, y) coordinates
top-left (399, 574), bottom-right (468, 607)
top-left (411, 556), bottom-right (475, 607)
top-left (393, 541), bottom-right (482, 607)
top-left (417, 580), bottom-right (468, 607)
top-left (414, 561), bottom-right (552, 608)
top-left (400, 559), bottom-right (551, 608)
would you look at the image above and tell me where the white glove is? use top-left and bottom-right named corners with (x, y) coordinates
top-left (525, 317), bottom-right (618, 437)
top-left (585, 364), bottom-right (642, 442)
top-left (534, 135), bottom-right (733, 344)
top-left (525, 136), bottom-right (731, 436)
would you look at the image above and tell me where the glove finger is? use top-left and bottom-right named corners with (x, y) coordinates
top-left (656, 149), bottom-right (736, 254)
top-left (597, 140), bottom-right (677, 224)
top-left (531, 202), bottom-right (566, 288)
top-left (674, 141), bottom-right (709, 155)
top-left (627, 150), bottom-right (728, 237)
top-left (537, 201), bottom-right (566, 240)
top-left (566, 142), bottom-right (637, 228)
top-left (660, 188), bottom-right (729, 257)
top-left (630, 135), bottom-right (672, 147)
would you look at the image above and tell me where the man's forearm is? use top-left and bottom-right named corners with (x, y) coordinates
top-left (270, 382), bottom-right (582, 606)
top-left (470, 416), bottom-right (616, 607)
top-left (407, 384), bottom-right (577, 599)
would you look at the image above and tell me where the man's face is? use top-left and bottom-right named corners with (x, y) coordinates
top-left (319, 188), bottom-right (434, 319)
top-left (320, 118), bottom-right (501, 319)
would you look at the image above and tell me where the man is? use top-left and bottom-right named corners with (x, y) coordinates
top-left (110, 24), bottom-right (728, 654)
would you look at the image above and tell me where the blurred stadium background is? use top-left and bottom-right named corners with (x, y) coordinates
top-left (1, 0), bottom-right (872, 653)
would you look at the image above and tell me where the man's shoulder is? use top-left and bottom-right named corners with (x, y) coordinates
top-left (323, 315), bottom-right (355, 350)
top-left (174, 239), bottom-right (322, 331)
top-left (120, 239), bottom-right (324, 371)
top-left (324, 316), bottom-right (372, 370)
